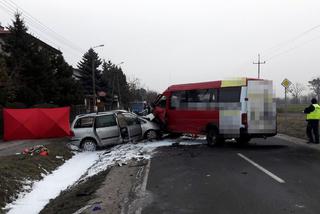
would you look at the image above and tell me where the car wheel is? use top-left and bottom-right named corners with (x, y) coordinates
top-left (207, 128), bottom-right (223, 146)
top-left (145, 130), bottom-right (158, 141)
top-left (81, 139), bottom-right (97, 151)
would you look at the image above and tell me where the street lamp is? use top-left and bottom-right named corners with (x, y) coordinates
top-left (114, 62), bottom-right (124, 109)
top-left (92, 44), bottom-right (104, 112)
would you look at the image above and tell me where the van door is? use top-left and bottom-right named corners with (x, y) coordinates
top-left (153, 95), bottom-right (167, 124)
top-left (95, 115), bottom-right (121, 145)
top-left (247, 80), bottom-right (276, 134)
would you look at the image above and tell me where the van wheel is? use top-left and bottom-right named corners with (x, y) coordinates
top-left (81, 139), bottom-right (97, 151)
top-left (207, 129), bottom-right (219, 146)
top-left (145, 130), bottom-right (158, 141)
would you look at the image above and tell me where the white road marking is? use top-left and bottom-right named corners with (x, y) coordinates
top-left (238, 153), bottom-right (285, 184)
top-left (135, 160), bottom-right (151, 214)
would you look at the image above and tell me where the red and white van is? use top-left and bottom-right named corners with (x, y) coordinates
top-left (153, 78), bottom-right (277, 145)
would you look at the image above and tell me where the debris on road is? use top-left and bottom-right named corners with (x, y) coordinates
top-left (22, 145), bottom-right (49, 156)
top-left (0, 141), bottom-right (73, 212)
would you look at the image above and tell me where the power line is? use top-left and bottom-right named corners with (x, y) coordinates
top-left (0, 0), bottom-right (85, 56)
top-left (263, 24), bottom-right (320, 56)
top-left (2, 0), bottom-right (85, 53)
top-left (265, 35), bottom-right (320, 61)
top-left (0, 1), bottom-right (64, 53)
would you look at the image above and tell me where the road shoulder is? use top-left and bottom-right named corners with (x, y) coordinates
top-left (275, 133), bottom-right (320, 151)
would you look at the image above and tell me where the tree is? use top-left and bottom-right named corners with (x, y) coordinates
top-left (0, 56), bottom-right (15, 104)
top-left (127, 77), bottom-right (158, 103)
top-left (100, 60), bottom-right (130, 108)
top-left (51, 55), bottom-right (84, 105)
top-left (77, 48), bottom-right (102, 96)
top-left (3, 13), bottom-right (84, 106)
top-left (308, 78), bottom-right (320, 102)
top-left (145, 89), bottom-right (158, 104)
top-left (3, 13), bottom-right (58, 105)
top-left (289, 82), bottom-right (305, 104)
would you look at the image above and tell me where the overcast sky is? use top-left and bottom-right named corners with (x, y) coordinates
top-left (1, 0), bottom-right (320, 97)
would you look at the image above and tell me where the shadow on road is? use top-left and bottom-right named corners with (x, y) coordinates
top-left (217, 141), bottom-right (288, 151)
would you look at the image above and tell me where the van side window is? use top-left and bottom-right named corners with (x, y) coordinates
top-left (188, 89), bottom-right (216, 103)
top-left (170, 91), bottom-right (187, 109)
top-left (95, 115), bottom-right (117, 128)
top-left (74, 117), bottom-right (94, 128)
top-left (211, 89), bottom-right (217, 102)
top-left (219, 87), bottom-right (241, 102)
top-left (170, 89), bottom-right (217, 109)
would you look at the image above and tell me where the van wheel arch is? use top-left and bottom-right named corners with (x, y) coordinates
top-left (206, 124), bottom-right (223, 146)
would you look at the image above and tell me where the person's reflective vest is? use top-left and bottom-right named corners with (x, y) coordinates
top-left (307, 104), bottom-right (320, 120)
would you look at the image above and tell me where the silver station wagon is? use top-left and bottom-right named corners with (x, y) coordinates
top-left (69, 110), bottom-right (161, 151)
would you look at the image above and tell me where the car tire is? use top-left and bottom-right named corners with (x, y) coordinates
top-left (207, 128), bottom-right (223, 147)
top-left (145, 130), bottom-right (158, 141)
top-left (81, 139), bottom-right (97, 151)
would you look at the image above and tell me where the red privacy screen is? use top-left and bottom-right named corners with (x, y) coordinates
top-left (3, 107), bottom-right (71, 141)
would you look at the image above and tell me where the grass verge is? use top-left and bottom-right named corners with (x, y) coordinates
top-left (0, 142), bottom-right (73, 212)
top-left (277, 113), bottom-right (308, 139)
top-left (39, 170), bottom-right (109, 214)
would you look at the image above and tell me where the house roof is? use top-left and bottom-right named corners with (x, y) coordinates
top-left (0, 28), bottom-right (61, 54)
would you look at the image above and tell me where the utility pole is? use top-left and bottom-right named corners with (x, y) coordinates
top-left (91, 44), bottom-right (104, 112)
top-left (92, 57), bottom-right (96, 112)
top-left (253, 54), bottom-right (266, 79)
top-left (111, 62), bottom-right (124, 109)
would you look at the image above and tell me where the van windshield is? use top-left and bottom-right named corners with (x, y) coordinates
top-left (156, 96), bottom-right (167, 108)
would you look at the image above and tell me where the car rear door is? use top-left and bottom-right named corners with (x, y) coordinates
top-left (95, 114), bottom-right (121, 145)
top-left (247, 80), bottom-right (276, 134)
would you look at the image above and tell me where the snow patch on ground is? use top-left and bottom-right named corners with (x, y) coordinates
top-left (81, 140), bottom-right (174, 180)
top-left (5, 138), bottom-right (205, 214)
top-left (6, 152), bottom-right (99, 214)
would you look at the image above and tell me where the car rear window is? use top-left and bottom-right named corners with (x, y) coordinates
top-left (74, 117), bottom-right (94, 128)
top-left (95, 115), bottom-right (117, 128)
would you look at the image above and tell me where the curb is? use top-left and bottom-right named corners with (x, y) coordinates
top-left (275, 133), bottom-right (320, 151)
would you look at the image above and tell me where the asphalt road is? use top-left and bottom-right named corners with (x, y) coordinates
top-left (143, 137), bottom-right (320, 214)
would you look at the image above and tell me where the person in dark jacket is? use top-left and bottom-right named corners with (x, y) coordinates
top-left (304, 98), bottom-right (320, 144)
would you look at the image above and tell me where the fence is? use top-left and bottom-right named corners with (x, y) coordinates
top-left (70, 105), bottom-right (88, 121)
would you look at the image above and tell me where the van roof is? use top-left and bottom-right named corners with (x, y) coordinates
top-left (165, 78), bottom-right (264, 92)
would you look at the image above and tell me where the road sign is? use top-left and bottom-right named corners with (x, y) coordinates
top-left (281, 78), bottom-right (292, 88)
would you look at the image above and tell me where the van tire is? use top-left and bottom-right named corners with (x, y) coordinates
top-left (207, 128), bottom-right (219, 146)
